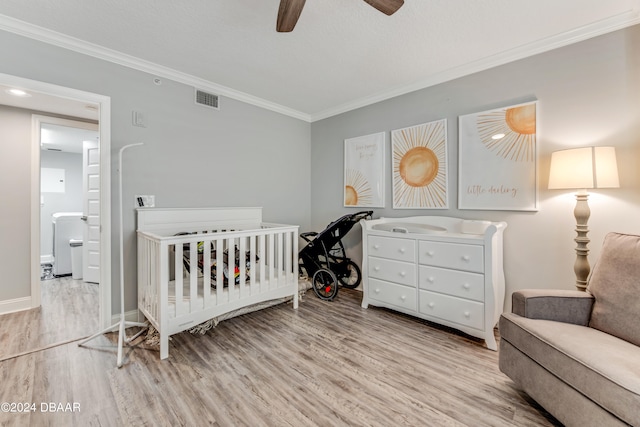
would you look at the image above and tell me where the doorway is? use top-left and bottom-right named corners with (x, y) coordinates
top-left (0, 72), bottom-right (112, 330)
top-left (38, 117), bottom-right (99, 282)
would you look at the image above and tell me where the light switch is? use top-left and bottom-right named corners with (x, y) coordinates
top-left (132, 111), bottom-right (146, 127)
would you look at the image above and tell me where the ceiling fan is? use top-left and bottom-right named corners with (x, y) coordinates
top-left (277, 0), bottom-right (405, 32)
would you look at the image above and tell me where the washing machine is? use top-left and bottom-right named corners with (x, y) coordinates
top-left (52, 212), bottom-right (83, 276)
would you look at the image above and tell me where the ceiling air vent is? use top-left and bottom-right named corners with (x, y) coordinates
top-left (195, 89), bottom-right (220, 110)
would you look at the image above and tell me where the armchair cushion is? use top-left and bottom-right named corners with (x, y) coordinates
top-left (587, 232), bottom-right (640, 346)
top-left (500, 312), bottom-right (640, 426)
top-left (511, 289), bottom-right (593, 325)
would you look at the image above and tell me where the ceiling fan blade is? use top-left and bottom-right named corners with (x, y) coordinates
top-left (277, 0), bottom-right (307, 32)
top-left (363, 0), bottom-right (404, 16)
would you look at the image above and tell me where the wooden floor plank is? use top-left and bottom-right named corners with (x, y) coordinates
top-left (0, 286), bottom-right (561, 426)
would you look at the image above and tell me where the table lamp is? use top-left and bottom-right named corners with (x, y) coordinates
top-left (548, 146), bottom-right (619, 291)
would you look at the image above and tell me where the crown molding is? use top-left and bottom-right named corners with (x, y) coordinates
top-left (0, 14), bottom-right (312, 122)
top-left (310, 8), bottom-right (640, 122)
top-left (2, 7), bottom-right (638, 125)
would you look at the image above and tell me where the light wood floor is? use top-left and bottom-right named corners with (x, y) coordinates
top-left (0, 276), bottom-right (99, 360)
top-left (0, 286), bottom-right (561, 426)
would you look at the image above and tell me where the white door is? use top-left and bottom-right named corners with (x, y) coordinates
top-left (83, 140), bottom-right (100, 283)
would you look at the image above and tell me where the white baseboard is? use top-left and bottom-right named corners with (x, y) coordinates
top-left (40, 254), bottom-right (53, 264)
top-left (0, 296), bottom-right (33, 316)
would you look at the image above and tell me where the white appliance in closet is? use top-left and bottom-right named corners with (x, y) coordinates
top-left (52, 212), bottom-right (83, 276)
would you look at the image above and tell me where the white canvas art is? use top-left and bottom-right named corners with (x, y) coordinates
top-left (458, 101), bottom-right (538, 211)
top-left (392, 119), bottom-right (448, 209)
top-left (344, 132), bottom-right (385, 208)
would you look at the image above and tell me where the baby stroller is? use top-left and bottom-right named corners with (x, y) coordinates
top-left (299, 211), bottom-right (373, 301)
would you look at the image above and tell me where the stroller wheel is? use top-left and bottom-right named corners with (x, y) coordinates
top-left (311, 269), bottom-right (338, 301)
top-left (338, 260), bottom-right (361, 289)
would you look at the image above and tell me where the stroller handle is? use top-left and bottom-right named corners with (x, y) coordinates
top-left (349, 210), bottom-right (373, 222)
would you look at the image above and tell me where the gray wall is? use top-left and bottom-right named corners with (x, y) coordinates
top-left (40, 150), bottom-right (83, 259)
top-left (0, 30), bottom-right (311, 313)
top-left (0, 105), bottom-right (32, 301)
top-left (310, 25), bottom-right (640, 311)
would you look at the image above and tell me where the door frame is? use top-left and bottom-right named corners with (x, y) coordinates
top-left (1, 72), bottom-right (112, 330)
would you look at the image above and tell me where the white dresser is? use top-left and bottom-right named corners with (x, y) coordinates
top-left (361, 216), bottom-right (507, 350)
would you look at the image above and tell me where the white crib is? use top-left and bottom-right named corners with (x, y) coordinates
top-left (137, 207), bottom-right (299, 360)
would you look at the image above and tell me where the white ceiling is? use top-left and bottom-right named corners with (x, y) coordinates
top-left (40, 122), bottom-right (98, 153)
top-left (0, 83), bottom-right (99, 120)
top-left (0, 0), bottom-right (639, 122)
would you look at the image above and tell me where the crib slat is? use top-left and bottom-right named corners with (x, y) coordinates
top-left (268, 233), bottom-right (275, 289)
top-left (284, 231), bottom-right (291, 284)
top-left (227, 238), bottom-right (236, 301)
top-left (189, 241), bottom-right (198, 312)
top-left (175, 243), bottom-right (184, 317)
top-left (259, 234), bottom-right (266, 293)
top-left (216, 238), bottom-right (224, 302)
top-left (239, 236), bottom-right (247, 297)
top-left (249, 235), bottom-right (256, 290)
top-left (277, 232), bottom-right (283, 288)
top-left (203, 237), bottom-right (211, 308)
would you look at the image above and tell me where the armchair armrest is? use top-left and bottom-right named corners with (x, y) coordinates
top-left (512, 289), bottom-right (594, 326)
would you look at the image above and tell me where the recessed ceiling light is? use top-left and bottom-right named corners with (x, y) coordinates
top-left (6, 88), bottom-right (31, 97)
top-left (491, 133), bottom-right (505, 140)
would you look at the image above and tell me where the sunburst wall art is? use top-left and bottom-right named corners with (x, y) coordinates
top-left (392, 119), bottom-right (448, 209)
top-left (458, 101), bottom-right (538, 211)
top-left (344, 132), bottom-right (385, 208)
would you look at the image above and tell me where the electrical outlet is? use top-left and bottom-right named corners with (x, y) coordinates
top-left (135, 195), bottom-right (155, 208)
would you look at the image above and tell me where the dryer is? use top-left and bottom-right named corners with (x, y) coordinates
top-left (52, 212), bottom-right (83, 276)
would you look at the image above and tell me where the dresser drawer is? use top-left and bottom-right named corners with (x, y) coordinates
top-left (419, 290), bottom-right (484, 330)
top-left (419, 265), bottom-right (484, 302)
top-left (419, 241), bottom-right (484, 273)
top-left (369, 278), bottom-right (417, 312)
top-left (368, 235), bottom-right (415, 262)
top-left (368, 256), bottom-right (416, 287)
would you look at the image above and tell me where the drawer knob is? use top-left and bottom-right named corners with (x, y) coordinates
top-left (464, 311), bottom-right (470, 318)
top-left (373, 244), bottom-right (380, 250)
top-left (462, 255), bottom-right (470, 261)
top-left (428, 276), bottom-right (435, 283)
top-left (374, 288), bottom-right (380, 293)
top-left (463, 283), bottom-right (470, 290)
top-left (428, 302), bottom-right (435, 308)
top-left (374, 266), bottom-right (380, 271)
top-left (399, 271), bottom-right (406, 277)
top-left (399, 248), bottom-right (406, 253)
top-left (401, 295), bottom-right (406, 301)
top-left (427, 251), bottom-right (435, 257)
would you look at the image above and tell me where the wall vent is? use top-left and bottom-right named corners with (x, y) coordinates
top-left (195, 89), bottom-right (220, 110)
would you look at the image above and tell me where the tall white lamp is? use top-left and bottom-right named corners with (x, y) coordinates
top-left (548, 146), bottom-right (619, 291)
top-left (79, 143), bottom-right (148, 367)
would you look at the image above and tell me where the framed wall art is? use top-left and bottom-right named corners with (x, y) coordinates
top-left (458, 101), bottom-right (538, 211)
top-left (392, 119), bottom-right (448, 209)
top-left (343, 132), bottom-right (385, 208)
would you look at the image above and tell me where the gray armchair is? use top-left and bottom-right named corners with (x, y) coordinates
top-left (499, 232), bottom-right (640, 427)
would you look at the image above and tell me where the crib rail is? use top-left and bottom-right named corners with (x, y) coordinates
top-left (137, 223), bottom-right (299, 356)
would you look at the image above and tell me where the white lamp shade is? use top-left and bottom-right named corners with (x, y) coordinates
top-left (548, 146), bottom-right (619, 190)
